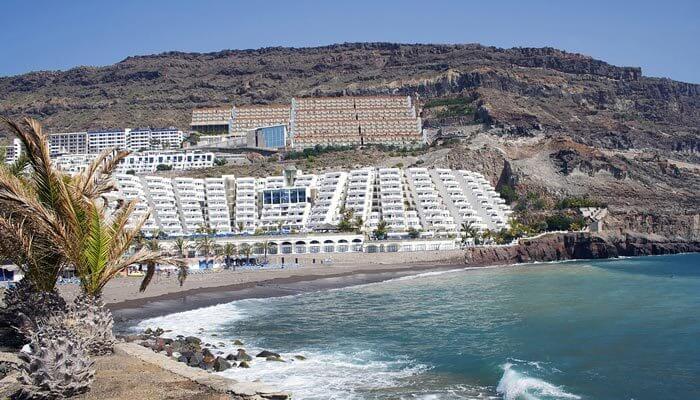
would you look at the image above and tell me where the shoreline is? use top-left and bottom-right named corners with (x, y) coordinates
top-left (106, 231), bottom-right (700, 329)
top-left (111, 260), bottom-right (471, 329)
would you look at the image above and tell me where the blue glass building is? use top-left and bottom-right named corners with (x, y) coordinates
top-left (247, 124), bottom-right (287, 149)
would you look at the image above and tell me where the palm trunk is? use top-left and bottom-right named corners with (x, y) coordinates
top-left (70, 292), bottom-right (115, 356)
top-left (1, 279), bottom-right (66, 343)
top-left (18, 329), bottom-right (95, 399)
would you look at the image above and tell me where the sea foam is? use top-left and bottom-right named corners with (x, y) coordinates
top-left (496, 363), bottom-right (580, 400)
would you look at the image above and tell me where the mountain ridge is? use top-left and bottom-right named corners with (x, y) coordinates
top-left (1, 42), bottom-right (697, 153)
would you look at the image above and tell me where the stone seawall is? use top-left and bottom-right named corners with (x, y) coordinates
top-left (465, 232), bottom-right (700, 266)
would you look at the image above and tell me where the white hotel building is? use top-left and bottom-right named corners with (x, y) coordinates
top-left (111, 167), bottom-right (512, 248)
top-left (44, 127), bottom-right (184, 156)
top-left (53, 151), bottom-right (215, 174)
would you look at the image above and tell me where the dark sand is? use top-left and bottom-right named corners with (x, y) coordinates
top-left (110, 261), bottom-right (474, 330)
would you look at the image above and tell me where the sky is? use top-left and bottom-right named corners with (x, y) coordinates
top-left (1, 0), bottom-right (698, 83)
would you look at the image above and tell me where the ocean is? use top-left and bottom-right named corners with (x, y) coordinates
top-left (136, 253), bottom-right (700, 399)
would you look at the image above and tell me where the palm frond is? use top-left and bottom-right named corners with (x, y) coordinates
top-left (73, 148), bottom-right (129, 200)
top-left (139, 262), bottom-right (156, 292)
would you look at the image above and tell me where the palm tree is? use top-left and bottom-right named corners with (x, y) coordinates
top-left (174, 237), bottom-right (189, 258)
top-left (460, 221), bottom-right (480, 246)
top-left (239, 243), bottom-right (253, 264)
top-left (353, 215), bottom-right (364, 232)
top-left (65, 185), bottom-right (186, 355)
top-left (0, 117), bottom-right (91, 334)
top-left (195, 235), bottom-right (215, 258)
top-left (373, 219), bottom-right (388, 240)
top-left (481, 229), bottom-right (493, 245)
top-left (223, 243), bottom-right (237, 269)
top-left (0, 117), bottom-right (186, 355)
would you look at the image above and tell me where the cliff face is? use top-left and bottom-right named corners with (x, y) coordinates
top-left (464, 232), bottom-right (700, 266)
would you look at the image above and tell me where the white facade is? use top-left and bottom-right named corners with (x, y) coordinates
top-left (108, 167), bottom-right (511, 239)
top-left (54, 151), bottom-right (215, 174)
top-left (3, 138), bottom-right (22, 163)
top-left (46, 128), bottom-right (183, 156)
top-left (87, 129), bottom-right (128, 154)
top-left (128, 128), bottom-right (183, 151)
top-left (308, 171), bottom-right (348, 228)
top-left (112, 174), bottom-right (232, 237)
top-left (204, 178), bottom-right (232, 234)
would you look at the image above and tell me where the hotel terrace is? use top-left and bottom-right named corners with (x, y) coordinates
top-left (189, 95), bottom-right (424, 149)
top-left (108, 167), bottom-right (512, 254)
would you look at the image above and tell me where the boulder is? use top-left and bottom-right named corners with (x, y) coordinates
top-left (233, 339), bottom-right (244, 346)
top-left (171, 351), bottom-right (181, 359)
top-left (153, 337), bottom-right (166, 352)
top-left (177, 355), bottom-right (188, 363)
top-left (185, 336), bottom-right (201, 345)
top-left (203, 353), bottom-right (216, 366)
top-left (235, 349), bottom-right (253, 361)
top-left (266, 356), bottom-right (284, 362)
top-left (293, 355), bottom-right (307, 361)
top-left (198, 362), bottom-right (212, 371)
top-left (238, 361), bottom-right (250, 368)
top-left (256, 350), bottom-right (280, 358)
top-left (187, 352), bottom-right (204, 367)
top-left (225, 354), bottom-right (236, 361)
top-left (213, 356), bottom-right (232, 372)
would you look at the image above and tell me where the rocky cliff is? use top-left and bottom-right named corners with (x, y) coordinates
top-left (464, 232), bottom-right (700, 266)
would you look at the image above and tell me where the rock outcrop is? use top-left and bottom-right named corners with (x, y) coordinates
top-left (465, 232), bottom-right (700, 266)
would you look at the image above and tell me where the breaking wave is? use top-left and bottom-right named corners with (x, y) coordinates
top-left (496, 362), bottom-right (580, 400)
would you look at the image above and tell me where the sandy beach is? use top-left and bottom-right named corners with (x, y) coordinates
top-left (60, 256), bottom-right (470, 328)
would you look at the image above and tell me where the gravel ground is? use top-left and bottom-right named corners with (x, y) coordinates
top-left (74, 352), bottom-right (229, 400)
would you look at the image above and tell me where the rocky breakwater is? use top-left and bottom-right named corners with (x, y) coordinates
top-left (464, 231), bottom-right (700, 265)
top-left (123, 328), bottom-right (305, 373)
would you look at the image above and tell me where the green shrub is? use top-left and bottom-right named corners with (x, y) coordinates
top-left (557, 197), bottom-right (605, 209)
top-left (498, 185), bottom-right (518, 203)
top-left (544, 214), bottom-right (586, 231)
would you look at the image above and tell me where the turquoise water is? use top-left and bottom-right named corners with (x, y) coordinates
top-left (139, 254), bottom-right (700, 399)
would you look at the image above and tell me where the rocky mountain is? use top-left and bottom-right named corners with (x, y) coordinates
top-left (0, 42), bottom-right (698, 238)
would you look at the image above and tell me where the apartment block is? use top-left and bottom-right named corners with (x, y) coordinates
top-left (190, 95), bottom-right (423, 149)
top-left (110, 167), bottom-right (511, 238)
top-left (190, 107), bottom-right (233, 135)
top-left (54, 151), bottom-right (214, 174)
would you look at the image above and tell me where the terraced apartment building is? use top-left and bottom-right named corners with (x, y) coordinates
top-left (189, 95), bottom-right (423, 149)
top-left (111, 167), bottom-right (511, 243)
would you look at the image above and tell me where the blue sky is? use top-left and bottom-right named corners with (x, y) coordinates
top-left (2, 0), bottom-right (698, 83)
